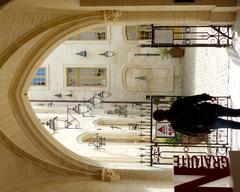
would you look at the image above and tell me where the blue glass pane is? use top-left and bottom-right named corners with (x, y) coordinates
top-left (36, 68), bottom-right (46, 76)
top-left (32, 68), bottom-right (47, 85)
top-left (42, 69), bottom-right (46, 75)
top-left (36, 70), bottom-right (41, 75)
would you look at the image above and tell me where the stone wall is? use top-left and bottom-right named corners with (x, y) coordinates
top-left (28, 25), bottom-right (183, 101)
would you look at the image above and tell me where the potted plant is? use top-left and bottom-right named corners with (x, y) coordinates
top-left (159, 48), bottom-right (171, 59)
top-left (169, 47), bottom-right (185, 57)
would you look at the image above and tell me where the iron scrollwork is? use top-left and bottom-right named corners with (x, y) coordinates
top-left (149, 96), bottom-right (232, 166)
top-left (141, 25), bottom-right (233, 48)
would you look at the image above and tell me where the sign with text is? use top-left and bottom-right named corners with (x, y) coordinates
top-left (155, 122), bottom-right (175, 138)
top-left (174, 155), bottom-right (233, 192)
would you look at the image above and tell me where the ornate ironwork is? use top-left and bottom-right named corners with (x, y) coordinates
top-left (88, 133), bottom-right (106, 150)
top-left (149, 95), bottom-right (232, 166)
top-left (72, 103), bottom-right (94, 117)
top-left (33, 97), bottom-right (232, 167)
top-left (112, 104), bottom-right (128, 117)
top-left (134, 53), bottom-right (160, 57)
top-left (128, 123), bottom-right (140, 130)
top-left (99, 51), bottom-right (116, 57)
top-left (76, 50), bottom-right (87, 57)
top-left (43, 106), bottom-right (81, 130)
top-left (150, 144), bottom-right (230, 166)
top-left (54, 93), bottom-right (62, 98)
top-left (45, 116), bottom-right (58, 131)
top-left (110, 126), bottom-right (122, 130)
top-left (95, 91), bottom-right (112, 98)
top-left (140, 25), bottom-right (233, 48)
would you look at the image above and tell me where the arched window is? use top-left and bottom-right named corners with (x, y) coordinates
top-left (125, 25), bottom-right (152, 40)
top-left (68, 27), bottom-right (107, 41)
top-left (125, 25), bottom-right (184, 41)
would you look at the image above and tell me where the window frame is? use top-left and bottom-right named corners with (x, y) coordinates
top-left (66, 26), bottom-right (109, 42)
top-left (64, 65), bottom-right (110, 91)
top-left (124, 25), bottom-right (183, 43)
top-left (30, 67), bottom-right (48, 88)
top-left (125, 25), bottom-right (152, 41)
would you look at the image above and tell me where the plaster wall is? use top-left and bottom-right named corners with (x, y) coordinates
top-left (80, 0), bottom-right (236, 7)
top-left (0, 9), bottom-right (65, 54)
top-left (5, 0), bottom-right (237, 11)
top-left (0, 142), bottom-right (68, 191)
top-left (4, 179), bottom-right (174, 192)
top-left (28, 25), bottom-right (183, 101)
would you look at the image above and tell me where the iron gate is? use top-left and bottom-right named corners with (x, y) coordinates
top-left (140, 25), bottom-right (233, 48)
top-left (139, 96), bottom-right (232, 166)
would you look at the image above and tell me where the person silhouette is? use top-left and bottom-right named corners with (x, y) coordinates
top-left (153, 93), bottom-right (240, 136)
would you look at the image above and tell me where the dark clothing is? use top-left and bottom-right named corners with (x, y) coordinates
top-left (154, 94), bottom-right (240, 136)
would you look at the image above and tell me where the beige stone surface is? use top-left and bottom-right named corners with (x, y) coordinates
top-left (0, 1), bottom-right (239, 191)
top-left (80, 0), bottom-right (236, 6)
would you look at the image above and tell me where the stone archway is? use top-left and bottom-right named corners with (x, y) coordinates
top-left (0, 11), bottom-right (175, 185)
top-left (0, 11), bottom-right (108, 176)
top-left (1, 4), bottom-right (236, 190)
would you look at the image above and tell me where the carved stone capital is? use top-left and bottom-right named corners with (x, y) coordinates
top-left (101, 168), bottom-right (120, 182)
top-left (103, 10), bottom-right (122, 22)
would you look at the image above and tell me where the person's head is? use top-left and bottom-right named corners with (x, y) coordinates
top-left (153, 109), bottom-right (169, 121)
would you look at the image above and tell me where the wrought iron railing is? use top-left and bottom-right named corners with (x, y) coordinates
top-left (144, 95), bottom-right (232, 166)
top-left (30, 96), bottom-right (232, 166)
top-left (140, 25), bottom-right (233, 48)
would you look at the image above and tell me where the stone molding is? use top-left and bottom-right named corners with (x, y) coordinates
top-left (101, 169), bottom-right (121, 182)
top-left (0, 0), bottom-right (12, 8)
top-left (0, 7), bottom-right (236, 183)
top-left (0, 12), bottom-right (105, 177)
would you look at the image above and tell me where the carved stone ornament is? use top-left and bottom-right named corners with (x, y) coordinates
top-left (103, 10), bottom-right (122, 22)
top-left (101, 168), bottom-right (121, 182)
